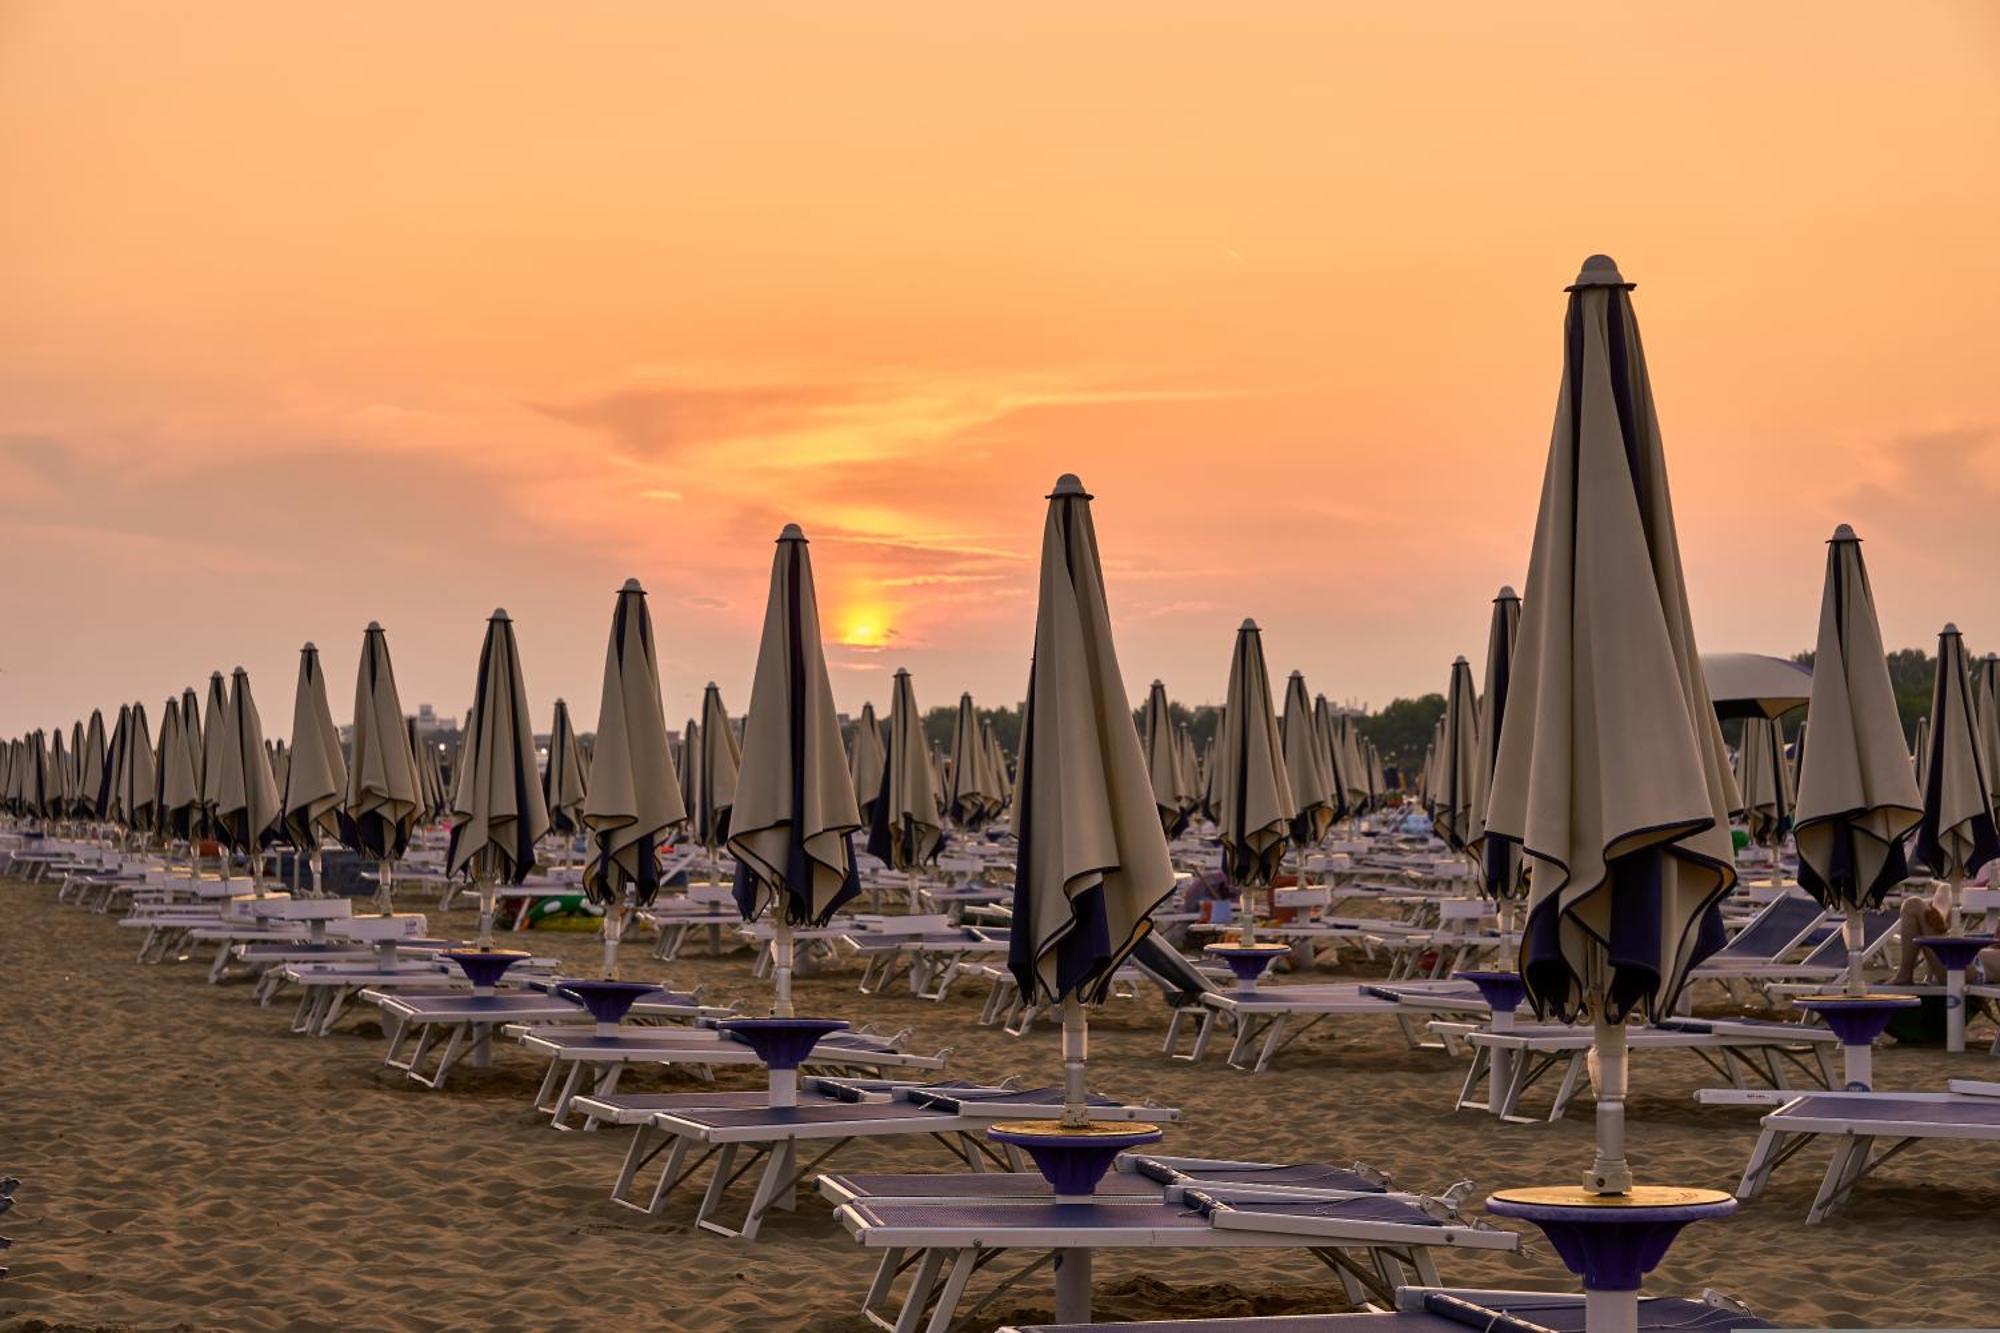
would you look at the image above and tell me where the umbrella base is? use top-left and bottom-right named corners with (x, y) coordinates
top-left (556, 979), bottom-right (662, 1030)
top-left (986, 1121), bottom-right (1165, 1200)
top-left (1793, 995), bottom-right (1919, 1091)
top-left (1203, 941), bottom-right (1289, 989)
top-left (717, 1017), bottom-right (850, 1107)
top-left (441, 948), bottom-right (530, 994)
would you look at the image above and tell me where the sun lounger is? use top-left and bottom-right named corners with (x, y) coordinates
top-left (1686, 892), bottom-right (1827, 989)
top-left (1733, 1079), bottom-right (2000, 1221)
top-left (369, 991), bottom-right (591, 1088)
top-left (993, 1285), bottom-right (1773, 1332)
top-left (1197, 984), bottom-right (1433, 1072)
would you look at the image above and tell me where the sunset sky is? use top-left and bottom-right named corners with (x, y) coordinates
top-left (4, 3), bottom-right (1999, 738)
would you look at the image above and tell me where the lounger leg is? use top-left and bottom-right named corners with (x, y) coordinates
top-left (207, 940), bottom-right (232, 984)
top-left (610, 1124), bottom-right (654, 1206)
top-left (693, 1144), bottom-right (740, 1230)
top-left (1548, 1052), bottom-right (1585, 1121)
top-left (892, 1249), bottom-right (947, 1333)
top-left (922, 1249), bottom-right (980, 1333)
top-left (861, 1248), bottom-right (906, 1325)
top-left (1455, 1043), bottom-right (1489, 1113)
top-left (734, 1141), bottom-right (794, 1239)
top-left (1735, 1127), bottom-right (1789, 1199)
top-left (1808, 1136), bottom-right (1867, 1224)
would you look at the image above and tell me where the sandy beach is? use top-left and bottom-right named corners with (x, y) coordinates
top-left (1, 876), bottom-right (1992, 1331)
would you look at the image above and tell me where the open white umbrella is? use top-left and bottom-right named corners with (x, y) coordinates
top-left (1211, 619), bottom-right (1293, 946)
top-left (1483, 255), bottom-right (1737, 1203)
top-left (1468, 588), bottom-right (1525, 904)
top-left (1280, 670), bottom-right (1337, 854)
top-left (1793, 525), bottom-right (1922, 995)
top-left (544, 697), bottom-right (588, 868)
top-left (848, 703), bottom-right (886, 826)
top-left (1139, 680), bottom-right (1191, 838)
top-left (865, 667), bottom-right (942, 905)
top-left (1433, 657), bottom-right (1480, 856)
top-left (343, 623), bottom-right (423, 910)
top-left (689, 681), bottom-right (741, 862)
top-left (449, 608), bottom-right (552, 946)
top-left (728, 523), bottom-right (865, 1016)
top-left (1002, 474), bottom-right (1174, 1321)
top-left (945, 692), bottom-right (1003, 831)
top-left (1911, 623), bottom-right (2000, 927)
top-left (581, 581), bottom-right (684, 974)
top-left (281, 643), bottom-right (348, 890)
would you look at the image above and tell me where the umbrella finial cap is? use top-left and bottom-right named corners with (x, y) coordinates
top-left (1944, 622), bottom-right (1961, 636)
top-left (366, 620), bottom-right (382, 631)
top-left (302, 641), bottom-right (316, 653)
top-left (1497, 585), bottom-right (1518, 601)
top-left (778, 522), bottom-right (806, 542)
top-left (894, 666), bottom-right (910, 678)
top-left (620, 577), bottom-right (644, 593)
top-left (491, 607), bottom-right (510, 621)
top-left (1239, 617), bottom-right (1260, 632)
top-left (1453, 655), bottom-right (1469, 665)
top-left (1048, 473), bottom-right (1091, 499)
top-left (1831, 523), bottom-right (1859, 542)
top-left (1568, 254), bottom-right (1634, 290)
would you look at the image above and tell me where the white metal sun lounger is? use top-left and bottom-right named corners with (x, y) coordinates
top-left (1733, 1079), bottom-right (2000, 1222)
top-left (369, 990), bottom-right (587, 1088)
top-left (640, 1085), bottom-right (1180, 1240)
top-left (1193, 983), bottom-right (1473, 1072)
top-left (993, 1286), bottom-right (1773, 1332)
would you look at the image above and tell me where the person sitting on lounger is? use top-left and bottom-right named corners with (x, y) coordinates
top-left (1890, 882), bottom-right (2000, 985)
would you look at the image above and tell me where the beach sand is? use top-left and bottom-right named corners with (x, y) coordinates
top-left (2, 875), bottom-right (1992, 1332)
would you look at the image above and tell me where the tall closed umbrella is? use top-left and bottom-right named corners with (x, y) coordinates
top-left (1794, 525), bottom-right (1921, 994)
top-left (945, 692), bottom-right (1003, 831)
top-left (1139, 681), bottom-right (1191, 838)
top-left (1335, 712), bottom-right (1369, 819)
top-left (81, 710), bottom-right (109, 822)
top-left (1973, 654), bottom-right (2000, 813)
top-left (282, 643), bottom-right (348, 889)
top-left (581, 581), bottom-right (684, 974)
top-left (1468, 588), bottom-right (1525, 904)
top-left (1003, 475), bottom-right (1174, 1321)
top-left (215, 667), bottom-right (282, 887)
top-left (848, 702), bottom-right (885, 825)
top-left (1483, 255), bottom-right (1737, 1201)
top-left (1211, 619), bottom-right (1293, 945)
top-left (1311, 697), bottom-right (1350, 826)
top-left (1736, 715), bottom-right (1793, 850)
top-left (197, 673), bottom-right (233, 881)
top-left (543, 698), bottom-right (588, 870)
top-left (983, 717), bottom-right (1013, 815)
top-left (117, 702), bottom-right (157, 838)
top-left (1280, 670), bottom-right (1337, 854)
top-left (866, 667), bottom-right (942, 905)
top-left (449, 608), bottom-right (552, 946)
top-left (675, 717), bottom-right (698, 813)
top-left (156, 698), bottom-right (201, 850)
top-left (689, 681), bottom-right (741, 862)
top-left (178, 686), bottom-right (204, 849)
top-left (49, 728), bottom-right (75, 828)
top-left (345, 623), bottom-right (423, 910)
top-left (24, 731), bottom-right (51, 826)
top-left (729, 523), bottom-right (864, 1015)
top-left (1911, 624), bottom-right (2000, 928)
top-left (1433, 657), bottom-right (1480, 856)
top-left (1913, 715), bottom-right (1931, 794)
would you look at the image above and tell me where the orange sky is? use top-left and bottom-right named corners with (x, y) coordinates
top-left (3, 3), bottom-right (1999, 738)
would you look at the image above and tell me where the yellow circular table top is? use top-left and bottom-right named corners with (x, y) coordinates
top-left (1489, 1185), bottom-right (1735, 1209)
top-left (987, 1120), bottom-right (1163, 1139)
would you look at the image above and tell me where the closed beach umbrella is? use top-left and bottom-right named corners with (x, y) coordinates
top-left (694, 682), bottom-right (742, 857)
top-left (1197, 731), bottom-right (1217, 824)
top-left (281, 643), bottom-right (348, 878)
top-left (197, 673), bottom-right (232, 867)
top-left (25, 731), bottom-right (51, 824)
top-left (1793, 525), bottom-right (1921, 991)
top-left (946, 692), bottom-right (1003, 831)
top-left (100, 707), bottom-right (128, 828)
top-left (1139, 681), bottom-right (1191, 838)
top-left (178, 686), bottom-right (203, 829)
top-left (1973, 653), bottom-right (2000, 812)
top-left (1211, 618), bottom-right (1293, 944)
top-left (1467, 587), bottom-right (1525, 902)
top-left (449, 608), bottom-right (552, 946)
top-left (81, 710), bottom-right (108, 821)
top-left (156, 699), bottom-right (201, 846)
top-left (343, 622), bottom-right (423, 908)
top-left (117, 702), bottom-right (156, 837)
top-left (1736, 715), bottom-right (1793, 848)
top-left (215, 667), bottom-right (282, 884)
top-left (269, 740), bottom-right (290, 801)
top-left (49, 728), bottom-right (75, 825)
top-left (1434, 657), bottom-right (1480, 855)
top-left (983, 717), bottom-right (1014, 814)
top-left (1336, 713), bottom-right (1369, 817)
top-left (1280, 670), bottom-right (1337, 850)
top-left (581, 581), bottom-right (683, 972)
top-left (1367, 738), bottom-right (1387, 810)
top-left (866, 667), bottom-right (943, 895)
top-left (1910, 623), bottom-right (2000, 926)
top-left (544, 698), bottom-right (588, 847)
top-left (728, 524), bottom-right (864, 1014)
top-left (1008, 473), bottom-right (1174, 1117)
top-left (1913, 715), bottom-right (1931, 794)
top-left (675, 717), bottom-right (698, 808)
top-left (930, 738), bottom-right (950, 818)
top-left (1483, 256), bottom-right (1737, 1195)
top-left (848, 702), bottom-right (885, 825)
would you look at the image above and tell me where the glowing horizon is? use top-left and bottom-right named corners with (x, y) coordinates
top-left (3, 3), bottom-right (1998, 737)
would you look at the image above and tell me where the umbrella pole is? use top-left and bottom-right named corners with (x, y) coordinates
top-left (773, 916), bottom-right (796, 1018)
top-left (1585, 1014), bottom-right (1632, 1195)
top-left (376, 858), bottom-right (394, 914)
top-left (907, 868), bottom-right (919, 914)
top-left (1948, 871), bottom-right (1964, 934)
top-left (1239, 877), bottom-right (1257, 947)
top-left (476, 874), bottom-right (496, 949)
top-left (1844, 907), bottom-right (1866, 997)
top-left (1060, 995), bottom-right (1088, 1127)
top-left (601, 886), bottom-right (627, 979)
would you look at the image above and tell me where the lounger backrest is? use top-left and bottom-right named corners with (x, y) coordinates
top-left (1797, 909), bottom-right (1899, 968)
top-left (1713, 893), bottom-right (1823, 961)
top-left (1129, 934), bottom-right (1216, 1005)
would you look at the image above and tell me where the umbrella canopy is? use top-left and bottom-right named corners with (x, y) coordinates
top-left (1484, 255), bottom-right (1737, 1029)
top-left (946, 692), bottom-right (1004, 831)
top-left (690, 681), bottom-right (741, 854)
top-left (343, 623), bottom-right (422, 862)
top-left (100, 707), bottom-right (127, 827)
top-left (281, 643), bottom-right (348, 853)
top-left (848, 702), bottom-right (886, 824)
top-left (729, 523), bottom-right (864, 931)
top-left (1703, 652), bottom-right (1812, 722)
top-left (1280, 671), bottom-right (1337, 848)
top-left (1212, 619), bottom-right (1293, 891)
top-left (1335, 712), bottom-right (1369, 815)
top-left (196, 672), bottom-right (234, 842)
top-left (447, 608), bottom-right (551, 885)
top-left (1310, 697), bottom-right (1347, 820)
top-left (580, 581), bottom-right (684, 906)
top-left (1793, 525), bottom-right (1920, 917)
top-left (1736, 715), bottom-right (1793, 847)
top-left (544, 698), bottom-right (588, 836)
top-left (24, 731), bottom-right (51, 820)
top-left (213, 667), bottom-right (282, 855)
top-left (1911, 623), bottom-right (2000, 883)
top-left (1139, 680), bottom-right (1192, 838)
top-left (1009, 473), bottom-right (1175, 1006)
top-left (1468, 587), bottom-right (1525, 899)
top-left (675, 716), bottom-right (698, 798)
top-left (81, 709), bottom-right (109, 820)
top-left (1973, 653), bottom-right (2000, 812)
top-left (1433, 657), bottom-right (1481, 854)
top-left (866, 668), bottom-right (943, 871)
top-left (1197, 731), bottom-right (1217, 823)
top-left (115, 702), bottom-right (157, 834)
top-left (983, 717), bottom-right (1014, 813)
top-left (49, 727), bottom-right (75, 820)
top-left (1913, 715), bottom-right (1931, 794)
top-left (156, 698), bottom-right (201, 841)
top-left (269, 740), bottom-right (290, 799)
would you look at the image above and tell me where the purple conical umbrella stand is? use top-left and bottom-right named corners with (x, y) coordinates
top-left (1915, 936), bottom-right (1995, 1053)
top-left (986, 1121), bottom-right (1165, 1198)
top-left (1203, 940), bottom-right (1288, 989)
top-left (558, 979), bottom-right (661, 1035)
top-left (718, 1017), bottom-right (849, 1107)
top-left (442, 948), bottom-right (529, 995)
top-left (1794, 995), bottom-right (1918, 1090)
top-left (1456, 970), bottom-right (1527, 1116)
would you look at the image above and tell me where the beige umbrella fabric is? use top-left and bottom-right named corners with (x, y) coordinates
top-left (448, 608), bottom-right (553, 945)
top-left (728, 524), bottom-right (865, 1013)
top-left (1335, 713), bottom-right (1368, 815)
top-left (1139, 680), bottom-right (1191, 838)
top-left (848, 702), bottom-right (886, 824)
top-left (1972, 653), bottom-right (2000, 811)
top-left (197, 673), bottom-right (233, 863)
top-left (1911, 623), bottom-right (2000, 902)
top-left (982, 717), bottom-right (1013, 814)
top-left (544, 698), bottom-right (588, 840)
top-left (281, 643), bottom-right (348, 869)
top-left (865, 668), bottom-right (942, 877)
top-left (343, 623), bottom-right (423, 909)
top-left (157, 698), bottom-right (201, 843)
top-left (1468, 587), bottom-right (1525, 900)
top-left (690, 681), bottom-right (741, 856)
top-left (1433, 657), bottom-right (1480, 854)
top-left (1913, 715), bottom-right (1931, 795)
top-left (945, 692), bottom-right (1003, 831)
top-left (117, 702), bottom-right (157, 836)
top-left (1280, 670), bottom-right (1336, 849)
top-left (81, 709), bottom-right (108, 819)
top-left (1736, 715), bottom-right (1792, 847)
top-left (580, 580), bottom-right (685, 918)
top-left (1212, 618), bottom-right (1293, 944)
top-left (213, 667), bottom-right (281, 882)
top-left (1793, 525), bottom-right (1921, 992)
